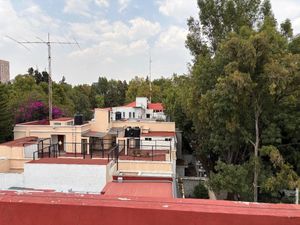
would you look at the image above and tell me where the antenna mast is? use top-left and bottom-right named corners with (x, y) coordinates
top-left (149, 50), bottom-right (152, 102)
top-left (6, 33), bottom-right (80, 120)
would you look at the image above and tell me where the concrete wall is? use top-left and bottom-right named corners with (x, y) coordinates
top-left (118, 160), bottom-right (173, 174)
top-left (140, 137), bottom-right (175, 150)
top-left (14, 124), bottom-right (91, 154)
top-left (90, 109), bottom-right (111, 132)
top-left (182, 177), bottom-right (205, 198)
top-left (0, 145), bottom-right (31, 171)
top-left (0, 191), bottom-right (300, 225)
top-left (24, 163), bottom-right (107, 193)
top-left (0, 60), bottom-right (9, 83)
top-left (111, 107), bottom-right (144, 120)
top-left (0, 173), bottom-right (24, 190)
top-left (113, 121), bottom-right (175, 132)
top-left (0, 158), bottom-right (9, 172)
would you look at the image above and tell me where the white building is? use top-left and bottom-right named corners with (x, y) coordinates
top-left (0, 60), bottom-right (10, 83)
top-left (111, 97), bottom-right (166, 121)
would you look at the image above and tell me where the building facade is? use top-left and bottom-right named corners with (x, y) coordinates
top-left (0, 60), bottom-right (10, 83)
top-left (111, 97), bottom-right (167, 121)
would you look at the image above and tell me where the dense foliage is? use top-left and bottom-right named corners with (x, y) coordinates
top-left (184, 0), bottom-right (300, 202)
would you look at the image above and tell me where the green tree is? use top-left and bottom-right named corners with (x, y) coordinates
top-left (186, 0), bottom-right (300, 202)
top-left (0, 84), bottom-right (12, 142)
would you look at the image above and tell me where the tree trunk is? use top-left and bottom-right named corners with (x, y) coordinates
top-left (253, 109), bottom-right (260, 202)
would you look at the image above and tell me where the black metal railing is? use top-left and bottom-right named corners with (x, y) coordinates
top-left (32, 139), bottom-right (116, 160)
top-left (32, 139), bottom-right (174, 162)
top-left (119, 142), bottom-right (173, 161)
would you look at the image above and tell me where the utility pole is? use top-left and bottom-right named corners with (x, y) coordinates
top-left (6, 33), bottom-right (80, 120)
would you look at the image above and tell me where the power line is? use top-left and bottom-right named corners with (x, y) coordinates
top-left (6, 33), bottom-right (80, 120)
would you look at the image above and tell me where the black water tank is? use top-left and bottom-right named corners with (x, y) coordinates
top-left (74, 114), bottom-right (83, 125)
top-left (133, 127), bottom-right (140, 137)
top-left (125, 127), bottom-right (134, 137)
top-left (115, 111), bottom-right (122, 120)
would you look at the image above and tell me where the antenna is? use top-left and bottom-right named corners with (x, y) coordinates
top-left (6, 33), bottom-right (80, 120)
top-left (149, 50), bottom-right (152, 103)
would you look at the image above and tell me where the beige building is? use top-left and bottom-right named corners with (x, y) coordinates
top-left (0, 60), bottom-right (10, 83)
top-left (0, 108), bottom-right (178, 177)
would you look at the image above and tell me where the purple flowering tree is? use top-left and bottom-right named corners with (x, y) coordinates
top-left (16, 100), bottom-right (63, 123)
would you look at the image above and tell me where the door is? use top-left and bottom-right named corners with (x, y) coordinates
top-left (58, 135), bottom-right (65, 152)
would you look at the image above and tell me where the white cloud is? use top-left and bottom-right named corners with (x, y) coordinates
top-left (118, 0), bottom-right (131, 13)
top-left (64, 0), bottom-right (109, 17)
top-left (63, 0), bottom-right (91, 17)
top-left (157, 0), bottom-right (198, 21)
top-left (270, 0), bottom-right (300, 34)
top-left (156, 26), bottom-right (187, 49)
top-left (94, 0), bottom-right (109, 8)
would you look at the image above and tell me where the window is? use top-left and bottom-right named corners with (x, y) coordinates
top-left (129, 112), bottom-right (132, 118)
top-left (54, 122), bottom-right (61, 126)
top-left (145, 137), bottom-right (152, 141)
top-left (165, 138), bottom-right (172, 141)
top-left (123, 112), bottom-right (125, 118)
top-left (133, 112), bottom-right (135, 118)
top-left (146, 114), bottom-right (150, 118)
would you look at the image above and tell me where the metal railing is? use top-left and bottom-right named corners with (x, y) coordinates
top-left (119, 141), bottom-right (173, 162)
top-left (32, 139), bottom-right (174, 163)
top-left (32, 139), bottom-right (116, 160)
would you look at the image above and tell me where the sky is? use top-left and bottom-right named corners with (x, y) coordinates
top-left (1, 0), bottom-right (300, 84)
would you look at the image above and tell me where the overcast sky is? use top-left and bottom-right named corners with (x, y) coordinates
top-left (1, 0), bottom-right (300, 84)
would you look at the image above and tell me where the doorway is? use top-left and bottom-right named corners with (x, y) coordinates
top-left (57, 135), bottom-right (65, 152)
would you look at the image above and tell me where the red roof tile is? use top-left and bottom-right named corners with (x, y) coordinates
top-left (0, 137), bottom-right (38, 147)
top-left (123, 101), bottom-right (164, 110)
top-left (123, 101), bottom-right (136, 107)
top-left (101, 181), bottom-right (173, 198)
top-left (18, 120), bottom-right (50, 125)
top-left (148, 103), bottom-right (164, 111)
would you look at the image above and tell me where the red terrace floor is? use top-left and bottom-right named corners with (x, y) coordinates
top-left (101, 181), bottom-right (174, 198)
top-left (28, 158), bottom-right (108, 165)
top-left (0, 191), bottom-right (299, 225)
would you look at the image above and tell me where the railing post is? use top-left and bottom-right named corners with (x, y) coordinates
top-left (116, 145), bottom-right (119, 170)
top-left (169, 140), bottom-right (172, 161)
top-left (83, 143), bottom-right (86, 159)
top-left (102, 140), bottom-right (104, 158)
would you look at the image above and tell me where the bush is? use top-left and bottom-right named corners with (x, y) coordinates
top-left (193, 182), bottom-right (209, 199)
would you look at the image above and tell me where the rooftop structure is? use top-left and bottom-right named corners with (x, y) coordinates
top-left (0, 60), bottom-right (9, 83)
top-left (0, 102), bottom-right (178, 194)
top-left (111, 97), bottom-right (166, 121)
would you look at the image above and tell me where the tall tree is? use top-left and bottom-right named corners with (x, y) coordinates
top-left (0, 84), bottom-right (12, 142)
top-left (186, 0), bottom-right (300, 202)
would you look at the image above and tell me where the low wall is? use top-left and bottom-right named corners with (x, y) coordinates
top-left (0, 173), bottom-right (24, 190)
top-left (182, 177), bottom-right (205, 198)
top-left (0, 159), bottom-right (9, 172)
top-left (118, 160), bottom-right (173, 174)
top-left (0, 191), bottom-right (299, 225)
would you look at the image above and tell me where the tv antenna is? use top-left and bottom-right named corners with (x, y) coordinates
top-left (6, 33), bottom-right (80, 120)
